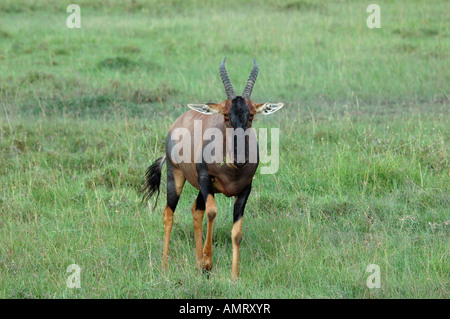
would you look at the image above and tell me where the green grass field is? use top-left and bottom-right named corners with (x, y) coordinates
top-left (0, 0), bottom-right (448, 298)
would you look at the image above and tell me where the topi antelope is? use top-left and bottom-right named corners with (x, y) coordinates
top-left (142, 58), bottom-right (284, 279)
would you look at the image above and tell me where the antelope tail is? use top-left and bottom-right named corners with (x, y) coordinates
top-left (141, 155), bottom-right (166, 206)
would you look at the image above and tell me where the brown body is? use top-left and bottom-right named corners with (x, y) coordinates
top-left (167, 110), bottom-right (258, 197)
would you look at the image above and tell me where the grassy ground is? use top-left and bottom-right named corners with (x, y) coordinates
top-left (0, 0), bottom-right (448, 298)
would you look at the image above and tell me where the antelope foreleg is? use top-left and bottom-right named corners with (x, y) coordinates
top-left (202, 194), bottom-right (217, 272)
top-left (231, 182), bottom-right (252, 279)
top-left (191, 192), bottom-right (205, 269)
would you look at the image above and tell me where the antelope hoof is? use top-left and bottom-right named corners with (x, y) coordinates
top-left (202, 256), bottom-right (213, 272)
top-left (202, 262), bottom-right (212, 279)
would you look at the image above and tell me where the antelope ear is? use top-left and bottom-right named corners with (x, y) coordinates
top-left (255, 102), bottom-right (284, 115)
top-left (187, 103), bottom-right (222, 115)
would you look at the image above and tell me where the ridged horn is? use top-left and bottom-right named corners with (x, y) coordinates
top-left (242, 59), bottom-right (259, 98)
top-left (219, 57), bottom-right (236, 100)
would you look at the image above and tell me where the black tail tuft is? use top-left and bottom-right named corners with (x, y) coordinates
top-left (141, 156), bottom-right (166, 206)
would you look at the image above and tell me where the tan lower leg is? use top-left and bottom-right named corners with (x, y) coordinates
top-left (231, 217), bottom-right (243, 279)
top-left (191, 201), bottom-right (205, 269)
top-left (202, 194), bottom-right (217, 271)
top-left (162, 205), bottom-right (174, 270)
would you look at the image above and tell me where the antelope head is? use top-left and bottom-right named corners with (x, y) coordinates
top-left (187, 58), bottom-right (284, 130)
